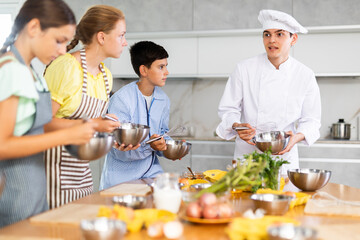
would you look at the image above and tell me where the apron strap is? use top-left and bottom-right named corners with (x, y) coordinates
top-left (79, 48), bottom-right (110, 98)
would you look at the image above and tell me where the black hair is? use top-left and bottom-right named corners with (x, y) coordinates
top-left (129, 41), bottom-right (169, 77)
top-left (0, 0), bottom-right (76, 54)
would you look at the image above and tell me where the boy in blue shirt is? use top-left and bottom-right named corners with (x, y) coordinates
top-left (100, 41), bottom-right (170, 189)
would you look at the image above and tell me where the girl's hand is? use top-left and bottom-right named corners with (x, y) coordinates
top-left (94, 114), bottom-right (121, 133)
top-left (67, 121), bottom-right (98, 145)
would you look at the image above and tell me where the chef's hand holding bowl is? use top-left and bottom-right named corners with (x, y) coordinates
top-left (277, 131), bottom-right (305, 155)
top-left (232, 122), bottom-right (256, 146)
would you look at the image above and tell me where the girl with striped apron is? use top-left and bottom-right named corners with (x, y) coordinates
top-left (45, 49), bottom-right (110, 209)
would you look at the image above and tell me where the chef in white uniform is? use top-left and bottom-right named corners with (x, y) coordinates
top-left (216, 9), bottom-right (321, 174)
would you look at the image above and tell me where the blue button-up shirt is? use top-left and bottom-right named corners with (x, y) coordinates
top-left (99, 81), bottom-right (170, 190)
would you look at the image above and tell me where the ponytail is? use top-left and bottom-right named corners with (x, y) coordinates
top-left (66, 35), bottom-right (79, 52)
top-left (0, 26), bottom-right (17, 54)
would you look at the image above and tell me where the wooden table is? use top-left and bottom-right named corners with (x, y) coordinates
top-left (1, 181), bottom-right (360, 240)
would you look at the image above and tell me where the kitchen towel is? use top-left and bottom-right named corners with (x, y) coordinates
top-left (304, 192), bottom-right (360, 217)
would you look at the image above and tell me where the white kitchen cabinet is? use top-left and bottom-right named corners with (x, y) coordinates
top-left (198, 35), bottom-right (263, 77)
top-left (108, 26), bottom-right (360, 78)
top-left (294, 32), bottom-right (360, 76)
top-left (109, 37), bottom-right (197, 78)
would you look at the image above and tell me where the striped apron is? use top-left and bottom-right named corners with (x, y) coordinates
top-left (45, 49), bottom-right (110, 209)
top-left (0, 45), bottom-right (52, 227)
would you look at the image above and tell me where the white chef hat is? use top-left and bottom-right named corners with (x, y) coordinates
top-left (258, 9), bottom-right (308, 34)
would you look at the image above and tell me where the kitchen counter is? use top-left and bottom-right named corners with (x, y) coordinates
top-left (0, 181), bottom-right (360, 239)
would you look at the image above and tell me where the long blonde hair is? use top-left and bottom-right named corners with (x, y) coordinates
top-left (67, 5), bottom-right (125, 52)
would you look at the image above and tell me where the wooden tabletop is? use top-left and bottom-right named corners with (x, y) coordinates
top-left (1, 181), bottom-right (360, 240)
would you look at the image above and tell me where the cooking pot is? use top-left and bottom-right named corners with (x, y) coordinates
top-left (330, 119), bottom-right (351, 140)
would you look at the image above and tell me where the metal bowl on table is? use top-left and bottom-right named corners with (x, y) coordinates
top-left (80, 217), bottom-right (126, 240)
top-left (65, 132), bottom-right (114, 160)
top-left (267, 223), bottom-right (317, 240)
top-left (163, 140), bottom-right (192, 160)
top-left (112, 195), bottom-right (147, 209)
top-left (189, 183), bottom-right (212, 191)
top-left (287, 169), bottom-right (331, 191)
top-left (253, 131), bottom-right (289, 154)
top-left (250, 193), bottom-right (294, 215)
top-left (113, 123), bottom-right (149, 146)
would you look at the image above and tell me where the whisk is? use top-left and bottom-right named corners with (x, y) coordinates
top-left (145, 125), bottom-right (186, 144)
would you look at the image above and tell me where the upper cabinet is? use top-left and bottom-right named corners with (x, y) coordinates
top-left (109, 36), bottom-right (197, 78)
top-left (109, 26), bottom-right (360, 79)
top-left (293, 30), bottom-right (360, 76)
top-left (198, 35), bottom-right (263, 77)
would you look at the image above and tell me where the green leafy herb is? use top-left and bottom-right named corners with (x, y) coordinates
top-left (249, 151), bottom-right (289, 192)
top-left (196, 150), bottom-right (289, 197)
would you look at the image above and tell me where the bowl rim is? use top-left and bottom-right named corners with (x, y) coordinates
top-left (254, 131), bottom-right (289, 141)
top-left (250, 193), bottom-right (295, 202)
top-left (80, 217), bottom-right (127, 232)
top-left (112, 195), bottom-right (147, 204)
top-left (267, 223), bottom-right (317, 238)
top-left (115, 123), bottom-right (150, 130)
top-left (165, 139), bottom-right (192, 146)
top-left (287, 168), bottom-right (332, 175)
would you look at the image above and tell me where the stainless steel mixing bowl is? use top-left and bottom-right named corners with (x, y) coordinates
top-left (267, 223), bottom-right (317, 240)
top-left (163, 140), bottom-right (192, 160)
top-left (113, 123), bottom-right (150, 146)
top-left (253, 131), bottom-right (289, 154)
top-left (112, 195), bottom-right (147, 209)
top-left (80, 217), bottom-right (126, 240)
top-left (250, 193), bottom-right (294, 215)
top-left (65, 132), bottom-right (114, 160)
top-left (287, 169), bottom-right (331, 191)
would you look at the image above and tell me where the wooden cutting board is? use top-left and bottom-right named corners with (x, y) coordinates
top-left (0, 237), bottom-right (62, 240)
top-left (304, 199), bottom-right (360, 217)
top-left (316, 224), bottom-right (360, 240)
top-left (100, 183), bottom-right (151, 197)
top-left (30, 204), bottom-right (100, 226)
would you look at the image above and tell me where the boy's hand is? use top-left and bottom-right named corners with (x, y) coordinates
top-left (149, 134), bottom-right (167, 151)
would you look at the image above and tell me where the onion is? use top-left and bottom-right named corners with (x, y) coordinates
top-left (199, 193), bottom-right (217, 207)
top-left (284, 191), bottom-right (296, 198)
top-left (186, 202), bottom-right (202, 218)
top-left (218, 203), bottom-right (233, 218)
top-left (163, 221), bottom-right (183, 239)
top-left (202, 204), bottom-right (219, 219)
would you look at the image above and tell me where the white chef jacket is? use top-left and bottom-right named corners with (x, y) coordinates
top-left (216, 53), bottom-right (321, 174)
